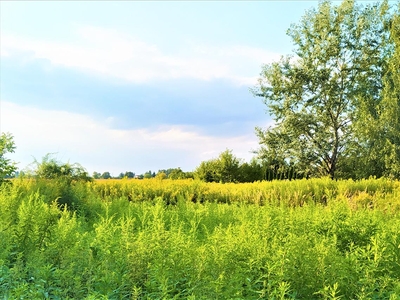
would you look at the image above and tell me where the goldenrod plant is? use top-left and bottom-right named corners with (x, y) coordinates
top-left (1, 177), bottom-right (400, 298)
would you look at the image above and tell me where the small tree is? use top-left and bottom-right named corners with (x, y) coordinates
top-left (195, 159), bottom-right (220, 182)
top-left (218, 149), bottom-right (241, 183)
top-left (143, 171), bottom-right (154, 179)
top-left (101, 172), bottom-right (111, 179)
top-left (0, 132), bottom-right (17, 183)
top-left (195, 150), bottom-right (241, 183)
top-left (168, 168), bottom-right (191, 180)
top-left (93, 171), bottom-right (101, 179)
top-left (155, 172), bottom-right (167, 180)
top-left (28, 154), bottom-right (92, 210)
top-left (124, 171), bottom-right (135, 179)
top-left (32, 154), bottom-right (92, 182)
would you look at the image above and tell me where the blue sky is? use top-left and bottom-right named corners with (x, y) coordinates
top-left (1, 1), bottom-right (360, 175)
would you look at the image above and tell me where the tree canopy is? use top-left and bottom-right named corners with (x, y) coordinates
top-left (254, 0), bottom-right (399, 179)
top-left (195, 150), bottom-right (265, 183)
top-left (366, 6), bottom-right (400, 179)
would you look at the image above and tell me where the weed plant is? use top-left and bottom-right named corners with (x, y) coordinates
top-left (1, 178), bottom-right (400, 299)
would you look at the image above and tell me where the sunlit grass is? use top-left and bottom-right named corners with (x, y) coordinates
top-left (1, 178), bottom-right (400, 298)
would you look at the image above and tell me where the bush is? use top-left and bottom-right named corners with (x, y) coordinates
top-left (0, 132), bottom-right (17, 184)
top-left (23, 155), bottom-right (92, 211)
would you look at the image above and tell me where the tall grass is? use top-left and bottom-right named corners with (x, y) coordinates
top-left (1, 178), bottom-right (400, 298)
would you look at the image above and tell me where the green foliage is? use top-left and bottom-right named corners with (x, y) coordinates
top-left (1, 178), bottom-right (400, 298)
top-left (158, 168), bottom-right (194, 180)
top-left (195, 159), bottom-right (220, 183)
top-left (195, 150), bottom-right (297, 182)
top-left (144, 170), bottom-right (155, 179)
top-left (363, 6), bottom-right (400, 179)
top-left (195, 149), bottom-right (241, 183)
top-left (31, 154), bottom-right (92, 183)
top-left (0, 132), bottom-right (17, 183)
top-left (155, 172), bottom-right (167, 180)
top-left (124, 171), bottom-right (135, 179)
top-left (92, 171), bottom-right (101, 179)
top-left (101, 172), bottom-right (111, 179)
top-left (24, 155), bottom-right (92, 211)
top-left (254, 0), bottom-right (398, 179)
top-left (237, 159), bottom-right (265, 182)
top-left (195, 149), bottom-right (265, 183)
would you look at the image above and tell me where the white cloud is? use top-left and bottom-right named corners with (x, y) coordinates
top-left (1, 101), bottom-right (259, 175)
top-left (1, 26), bottom-right (280, 85)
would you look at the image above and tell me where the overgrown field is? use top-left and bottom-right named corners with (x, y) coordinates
top-left (1, 178), bottom-right (400, 299)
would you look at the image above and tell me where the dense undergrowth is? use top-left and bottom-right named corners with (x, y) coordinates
top-left (1, 178), bottom-right (400, 299)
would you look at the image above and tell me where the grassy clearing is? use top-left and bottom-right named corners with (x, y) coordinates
top-left (1, 178), bottom-right (400, 299)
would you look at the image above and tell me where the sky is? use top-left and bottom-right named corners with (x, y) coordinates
top-left (1, 1), bottom-right (360, 176)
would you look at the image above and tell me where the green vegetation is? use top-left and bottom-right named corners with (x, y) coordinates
top-left (0, 133), bottom-right (17, 184)
top-left (194, 149), bottom-right (264, 183)
top-left (29, 154), bottom-right (92, 183)
top-left (1, 178), bottom-right (400, 299)
top-left (194, 150), bottom-right (303, 183)
top-left (254, 0), bottom-right (400, 180)
top-left (1, 1), bottom-right (399, 298)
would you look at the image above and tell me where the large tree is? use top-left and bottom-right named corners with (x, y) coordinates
top-left (359, 6), bottom-right (400, 179)
top-left (383, 8), bottom-right (400, 178)
top-left (254, 0), bottom-right (396, 179)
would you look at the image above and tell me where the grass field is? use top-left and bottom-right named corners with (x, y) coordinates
top-left (1, 178), bottom-right (400, 299)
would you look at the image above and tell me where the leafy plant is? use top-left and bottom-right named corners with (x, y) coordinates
top-left (0, 132), bottom-right (17, 184)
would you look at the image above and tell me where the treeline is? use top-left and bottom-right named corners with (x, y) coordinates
top-left (194, 149), bottom-right (301, 183)
top-left (91, 149), bottom-right (304, 184)
top-left (92, 168), bottom-right (194, 180)
top-left (2, 140), bottom-right (269, 184)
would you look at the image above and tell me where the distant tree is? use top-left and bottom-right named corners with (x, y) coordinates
top-left (157, 168), bottom-right (192, 180)
top-left (155, 172), bottom-right (167, 180)
top-left (31, 154), bottom-right (92, 182)
top-left (0, 132), bottom-right (17, 183)
top-left (195, 150), bottom-right (301, 183)
top-left (167, 168), bottom-right (184, 180)
top-left (93, 172), bottom-right (101, 179)
top-left (143, 170), bottom-right (153, 179)
top-left (195, 150), bottom-right (241, 183)
top-left (237, 159), bottom-right (264, 182)
top-left (158, 169), bottom-right (169, 176)
top-left (185, 172), bottom-right (195, 179)
top-left (195, 159), bottom-right (220, 183)
top-left (27, 155), bottom-right (92, 210)
top-left (124, 171), bottom-right (135, 179)
top-left (101, 172), bottom-right (111, 179)
top-left (218, 149), bottom-right (241, 183)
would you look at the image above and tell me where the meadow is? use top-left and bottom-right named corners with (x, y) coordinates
top-left (1, 178), bottom-right (400, 299)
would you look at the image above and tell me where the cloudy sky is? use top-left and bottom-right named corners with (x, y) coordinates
top-left (1, 1), bottom-right (344, 175)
